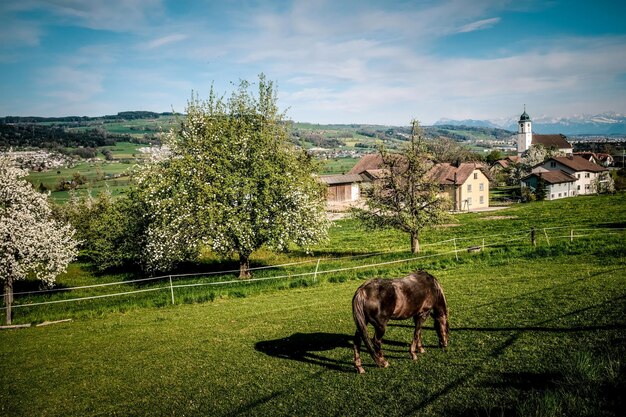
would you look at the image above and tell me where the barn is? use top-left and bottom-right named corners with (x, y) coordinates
top-left (319, 174), bottom-right (364, 203)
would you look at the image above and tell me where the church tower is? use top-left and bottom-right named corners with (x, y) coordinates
top-left (517, 106), bottom-right (532, 155)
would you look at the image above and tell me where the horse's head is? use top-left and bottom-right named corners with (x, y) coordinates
top-left (434, 312), bottom-right (449, 348)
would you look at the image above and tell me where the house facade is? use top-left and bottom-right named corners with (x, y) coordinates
top-left (428, 163), bottom-right (491, 211)
top-left (531, 155), bottom-right (608, 195)
top-left (521, 171), bottom-right (577, 200)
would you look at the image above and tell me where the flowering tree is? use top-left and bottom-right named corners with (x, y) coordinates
top-left (137, 75), bottom-right (329, 277)
top-left (352, 120), bottom-right (451, 253)
top-left (0, 155), bottom-right (77, 324)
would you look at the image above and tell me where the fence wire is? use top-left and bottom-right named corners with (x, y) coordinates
top-left (2, 226), bottom-right (624, 312)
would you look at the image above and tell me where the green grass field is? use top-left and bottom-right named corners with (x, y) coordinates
top-left (1, 194), bottom-right (625, 416)
top-left (320, 157), bottom-right (360, 174)
top-left (25, 142), bottom-right (148, 202)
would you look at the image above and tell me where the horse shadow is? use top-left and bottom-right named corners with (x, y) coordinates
top-left (255, 332), bottom-right (356, 373)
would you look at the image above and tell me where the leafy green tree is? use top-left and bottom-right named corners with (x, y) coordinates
top-left (486, 150), bottom-right (504, 165)
top-left (426, 136), bottom-right (479, 164)
top-left (352, 120), bottom-right (451, 254)
top-left (535, 175), bottom-right (547, 201)
top-left (137, 75), bottom-right (329, 277)
top-left (54, 190), bottom-right (149, 272)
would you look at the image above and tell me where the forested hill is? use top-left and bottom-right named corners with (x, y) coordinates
top-left (0, 111), bottom-right (516, 151)
top-left (0, 112), bottom-right (174, 148)
top-left (0, 111), bottom-right (173, 124)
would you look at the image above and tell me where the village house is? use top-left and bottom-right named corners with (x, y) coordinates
top-left (520, 171), bottom-right (577, 200)
top-left (428, 162), bottom-right (491, 211)
top-left (524, 155), bottom-right (609, 197)
top-left (574, 152), bottom-right (614, 167)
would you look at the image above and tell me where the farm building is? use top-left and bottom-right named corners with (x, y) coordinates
top-left (346, 154), bottom-right (491, 211)
top-left (529, 155), bottom-right (609, 196)
top-left (319, 174), bottom-right (364, 204)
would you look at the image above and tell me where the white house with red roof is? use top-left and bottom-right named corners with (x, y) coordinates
top-left (524, 155), bottom-right (609, 197)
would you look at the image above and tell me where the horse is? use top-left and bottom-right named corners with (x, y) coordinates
top-left (352, 270), bottom-right (449, 374)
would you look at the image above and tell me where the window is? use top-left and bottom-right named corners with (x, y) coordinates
top-left (473, 173), bottom-right (478, 180)
top-left (550, 161), bottom-right (557, 168)
top-left (577, 185), bottom-right (580, 191)
top-left (479, 196), bottom-right (484, 204)
top-left (467, 184), bottom-right (472, 192)
top-left (479, 183), bottom-right (484, 191)
top-left (577, 174), bottom-right (580, 179)
top-left (585, 173), bottom-right (590, 178)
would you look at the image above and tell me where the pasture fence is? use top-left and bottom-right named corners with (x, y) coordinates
top-left (1, 225), bottom-right (624, 325)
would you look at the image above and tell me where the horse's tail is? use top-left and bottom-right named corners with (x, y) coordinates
top-left (352, 287), bottom-right (377, 362)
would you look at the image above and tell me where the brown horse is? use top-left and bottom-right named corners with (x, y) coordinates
top-left (352, 270), bottom-right (449, 374)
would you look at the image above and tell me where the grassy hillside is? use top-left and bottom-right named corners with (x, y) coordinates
top-left (1, 194), bottom-right (625, 416)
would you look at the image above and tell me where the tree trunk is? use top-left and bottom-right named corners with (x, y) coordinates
top-left (238, 253), bottom-right (251, 279)
top-left (4, 277), bottom-right (13, 325)
top-left (410, 231), bottom-right (420, 254)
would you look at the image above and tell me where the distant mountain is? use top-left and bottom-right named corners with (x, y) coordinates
top-left (434, 118), bottom-right (500, 129)
top-left (434, 112), bottom-right (626, 135)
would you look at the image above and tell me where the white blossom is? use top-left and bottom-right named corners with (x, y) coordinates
top-left (0, 155), bottom-right (78, 288)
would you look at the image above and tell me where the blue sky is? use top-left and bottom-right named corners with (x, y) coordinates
top-left (1, 0), bottom-right (625, 125)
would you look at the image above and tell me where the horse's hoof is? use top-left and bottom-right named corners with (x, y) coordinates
top-left (418, 347), bottom-right (426, 354)
top-left (411, 353), bottom-right (418, 361)
top-left (382, 360), bottom-right (389, 368)
top-left (356, 367), bottom-right (366, 374)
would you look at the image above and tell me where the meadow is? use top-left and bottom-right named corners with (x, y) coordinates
top-left (1, 194), bottom-right (625, 416)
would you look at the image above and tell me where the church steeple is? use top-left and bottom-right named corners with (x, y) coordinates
top-left (517, 105), bottom-right (532, 155)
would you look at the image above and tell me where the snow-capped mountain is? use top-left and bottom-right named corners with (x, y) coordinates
top-left (434, 112), bottom-right (626, 135)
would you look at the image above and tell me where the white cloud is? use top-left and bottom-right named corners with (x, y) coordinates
top-left (41, 66), bottom-right (104, 103)
top-left (143, 34), bottom-right (188, 49)
top-left (10, 0), bottom-right (164, 32)
top-left (456, 17), bottom-right (501, 33)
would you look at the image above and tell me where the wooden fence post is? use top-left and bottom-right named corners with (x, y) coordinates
top-left (313, 259), bottom-right (321, 283)
top-left (570, 229), bottom-right (574, 242)
top-left (3, 278), bottom-right (13, 325)
top-left (531, 228), bottom-right (536, 247)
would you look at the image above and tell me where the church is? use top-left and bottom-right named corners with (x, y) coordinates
top-left (516, 107), bottom-right (573, 156)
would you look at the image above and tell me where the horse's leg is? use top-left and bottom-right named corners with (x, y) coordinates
top-left (353, 331), bottom-right (366, 374)
top-left (373, 321), bottom-right (389, 368)
top-left (410, 314), bottom-right (428, 360)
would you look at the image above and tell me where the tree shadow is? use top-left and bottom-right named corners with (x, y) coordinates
top-left (9, 279), bottom-right (69, 294)
top-left (255, 332), bottom-right (356, 373)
